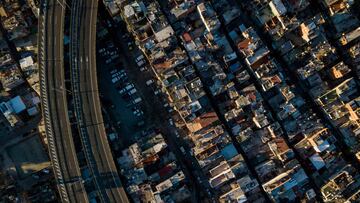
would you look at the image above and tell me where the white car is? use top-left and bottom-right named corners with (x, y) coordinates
top-left (146, 79), bottom-right (154, 86)
top-left (119, 72), bottom-right (127, 79)
top-left (111, 55), bottom-right (119, 60)
top-left (42, 169), bottom-right (50, 174)
top-left (124, 83), bottom-right (134, 90)
top-left (106, 20), bottom-right (112, 28)
top-left (119, 83), bottom-right (135, 94)
top-left (118, 88), bottom-right (126, 94)
top-left (168, 107), bottom-right (174, 113)
top-left (112, 75), bottom-right (126, 83)
top-left (135, 54), bottom-right (144, 62)
top-left (110, 69), bottom-right (118, 74)
top-left (180, 146), bottom-right (185, 154)
top-left (132, 97), bottom-right (142, 104)
top-left (122, 33), bottom-right (129, 39)
top-left (112, 77), bottom-right (120, 84)
top-left (127, 42), bottom-right (133, 50)
top-left (168, 118), bottom-right (174, 126)
top-left (98, 48), bottom-right (106, 53)
top-left (116, 120), bottom-right (122, 126)
top-left (133, 109), bottom-right (144, 117)
top-left (128, 88), bottom-right (137, 95)
top-left (112, 71), bottom-right (126, 78)
top-left (175, 131), bottom-right (180, 138)
top-left (136, 59), bottom-right (146, 67)
top-left (111, 72), bottom-right (121, 78)
top-left (105, 58), bottom-right (112, 64)
top-left (140, 66), bottom-right (147, 72)
top-left (154, 89), bottom-right (160, 95)
top-left (112, 69), bottom-right (125, 74)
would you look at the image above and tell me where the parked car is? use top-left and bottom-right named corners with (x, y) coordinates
top-left (132, 97), bottom-right (142, 104)
top-left (127, 42), bottom-right (133, 50)
top-left (119, 83), bottom-right (135, 94)
top-left (126, 97), bottom-right (142, 107)
top-left (98, 48), bottom-right (106, 53)
top-left (111, 54), bottom-right (119, 60)
top-left (116, 120), bottom-right (122, 126)
top-left (113, 71), bottom-right (126, 79)
top-left (154, 89), bottom-right (161, 95)
top-left (109, 68), bottom-right (118, 75)
top-left (136, 59), bottom-right (146, 67)
top-left (180, 146), bottom-right (185, 154)
top-left (168, 118), bottom-right (174, 126)
top-left (128, 88), bottom-right (137, 95)
top-left (140, 66), bottom-right (147, 72)
top-left (112, 77), bottom-right (120, 84)
top-left (146, 79), bottom-right (154, 86)
top-left (135, 55), bottom-right (145, 65)
top-left (111, 71), bottom-right (124, 78)
top-left (135, 54), bottom-right (144, 61)
top-left (122, 33), bottom-right (129, 40)
top-left (137, 121), bottom-right (145, 127)
top-left (105, 58), bottom-right (112, 64)
top-left (133, 109), bottom-right (144, 117)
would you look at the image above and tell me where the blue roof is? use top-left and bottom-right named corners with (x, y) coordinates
top-left (221, 144), bottom-right (238, 160)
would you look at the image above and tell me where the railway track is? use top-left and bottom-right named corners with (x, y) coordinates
top-left (39, 0), bottom-right (88, 202)
top-left (69, 0), bottom-right (129, 202)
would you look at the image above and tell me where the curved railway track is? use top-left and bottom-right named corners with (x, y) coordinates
top-left (38, 0), bottom-right (88, 202)
top-left (69, 0), bottom-right (129, 202)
